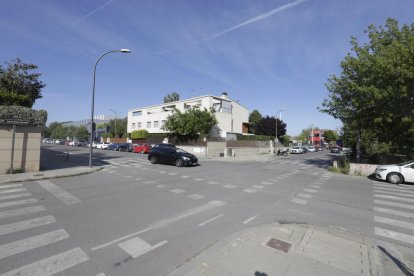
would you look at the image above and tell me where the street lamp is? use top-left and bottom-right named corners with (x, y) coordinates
top-left (89, 49), bottom-right (131, 167)
top-left (108, 108), bottom-right (117, 138)
top-left (275, 108), bottom-right (288, 144)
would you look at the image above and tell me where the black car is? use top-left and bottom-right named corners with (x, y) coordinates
top-left (148, 147), bottom-right (198, 167)
top-left (118, 143), bottom-right (133, 152)
top-left (152, 143), bottom-right (176, 149)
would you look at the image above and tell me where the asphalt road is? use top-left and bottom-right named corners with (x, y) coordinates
top-left (1, 145), bottom-right (413, 275)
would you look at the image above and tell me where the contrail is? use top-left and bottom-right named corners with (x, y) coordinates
top-left (205, 0), bottom-right (307, 41)
top-left (71, 0), bottom-right (116, 26)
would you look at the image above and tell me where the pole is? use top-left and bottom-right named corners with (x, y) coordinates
top-left (108, 109), bottom-right (117, 138)
top-left (10, 125), bottom-right (16, 174)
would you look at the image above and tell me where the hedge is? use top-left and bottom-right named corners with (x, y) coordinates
top-left (0, 105), bottom-right (47, 127)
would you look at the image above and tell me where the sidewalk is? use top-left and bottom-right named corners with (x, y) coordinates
top-left (167, 223), bottom-right (410, 276)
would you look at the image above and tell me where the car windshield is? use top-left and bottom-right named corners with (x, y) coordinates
top-left (176, 148), bottom-right (189, 154)
top-left (397, 160), bottom-right (414, 166)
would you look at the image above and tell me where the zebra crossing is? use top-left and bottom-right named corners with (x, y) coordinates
top-left (0, 183), bottom-right (89, 275)
top-left (373, 182), bottom-right (414, 246)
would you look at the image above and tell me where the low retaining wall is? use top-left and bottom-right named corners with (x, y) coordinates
top-left (349, 163), bottom-right (378, 176)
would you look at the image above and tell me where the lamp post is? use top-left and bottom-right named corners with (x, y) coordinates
top-left (89, 49), bottom-right (131, 167)
top-left (275, 108), bottom-right (288, 144)
top-left (108, 108), bottom-right (118, 139)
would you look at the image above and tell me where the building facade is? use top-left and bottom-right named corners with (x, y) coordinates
top-left (127, 93), bottom-right (249, 138)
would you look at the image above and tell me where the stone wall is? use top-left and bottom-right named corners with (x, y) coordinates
top-left (349, 163), bottom-right (378, 176)
top-left (0, 125), bottom-right (41, 174)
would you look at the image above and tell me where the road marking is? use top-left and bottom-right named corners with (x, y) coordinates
top-left (0, 184), bottom-right (23, 189)
top-left (170, 189), bottom-right (185, 194)
top-left (159, 171), bottom-right (166, 174)
top-left (375, 227), bottom-right (414, 245)
top-left (168, 173), bottom-right (176, 176)
top-left (150, 201), bottom-right (226, 229)
top-left (297, 193), bottom-right (313, 199)
top-left (243, 188), bottom-right (256, 193)
top-left (374, 216), bottom-right (414, 230)
top-left (374, 207), bottom-right (414, 219)
top-left (374, 188), bottom-right (414, 198)
top-left (0, 193), bottom-right (32, 201)
top-left (156, 184), bottom-right (167, 189)
top-left (0, 205), bottom-right (46, 219)
top-left (37, 180), bottom-right (81, 205)
top-left (252, 185), bottom-right (264, 189)
top-left (303, 189), bottom-right (317, 193)
top-left (181, 175), bottom-right (190, 178)
top-left (223, 185), bottom-right (236, 189)
top-left (260, 181), bottom-right (272, 185)
top-left (0, 247), bottom-right (89, 276)
top-left (0, 199), bottom-right (38, 209)
top-left (143, 180), bottom-right (155, 185)
top-left (374, 200), bottom-right (414, 210)
top-left (194, 178), bottom-right (204, 182)
top-left (291, 198), bottom-right (308, 205)
top-left (207, 181), bottom-right (218, 185)
top-left (374, 194), bottom-right (414, 203)
top-left (0, 188), bottom-right (27, 195)
top-left (198, 214), bottom-right (224, 227)
top-left (0, 229), bottom-right (68, 260)
top-left (243, 213), bottom-right (260, 224)
top-left (308, 185), bottom-right (321, 189)
top-left (0, 215), bottom-right (56, 236)
top-left (118, 237), bottom-right (167, 258)
top-left (91, 201), bottom-right (226, 251)
top-left (374, 185), bottom-right (414, 193)
top-left (187, 194), bottom-right (205, 200)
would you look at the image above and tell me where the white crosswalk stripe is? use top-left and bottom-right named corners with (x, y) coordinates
top-left (0, 215), bottom-right (56, 236)
top-left (374, 216), bottom-right (414, 230)
top-left (374, 207), bottom-right (414, 219)
top-left (0, 199), bottom-right (38, 209)
top-left (0, 205), bottom-right (46, 219)
top-left (374, 190), bottom-right (414, 198)
top-left (0, 193), bottom-right (32, 201)
top-left (0, 184), bottom-right (23, 189)
top-left (374, 194), bottom-right (414, 203)
top-left (0, 188), bottom-right (27, 195)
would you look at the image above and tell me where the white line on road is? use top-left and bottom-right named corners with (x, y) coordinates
top-left (187, 194), bottom-right (205, 200)
top-left (0, 188), bottom-right (27, 195)
top-left (170, 189), bottom-right (185, 194)
top-left (0, 184), bottom-right (23, 189)
top-left (243, 213), bottom-right (260, 224)
top-left (297, 193), bottom-right (313, 199)
top-left (303, 189), bottom-right (317, 193)
top-left (374, 207), bottom-right (414, 219)
top-left (0, 193), bottom-right (32, 201)
top-left (374, 189), bottom-right (414, 197)
top-left (308, 185), bottom-right (321, 189)
top-left (0, 215), bottom-right (56, 236)
top-left (37, 180), bottom-right (81, 205)
top-left (198, 214), bottom-right (224, 227)
top-left (0, 198), bottom-right (38, 209)
top-left (374, 194), bottom-right (414, 203)
top-left (374, 200), bottom-right (414, 210)
top-left (223, 185), bottom-right (237, 189)
top-left (375, 227), bottom-right (414, 246)
top-left (0, 205), bottom-right (46, 219)
top-left (291, 198), bottom-right (308, 205)
top-left (373, 183), bottom-right (414, 193)
top-left (91, 227), bottom-right (152, 251)
top-left (243, 188), bottom-right (256, 193)
top-left (0, 247), bottom-right (89, 276)
top-left (118, 237), bottom-right (168, 258)
top-left (0, 229), bottom-right (69, 260)
top-left (374, 216), bottom-right (414, 230)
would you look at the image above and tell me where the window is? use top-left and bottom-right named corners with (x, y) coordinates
top-left (161, 120), bottom-right (166, 128)
top-left (154, 121), bottom-right (159, 128)
top-left (147, 121), bottom-right (151, 128)
top-left (131, 123), bottom-right (136, 130)
top-left (132, 111), bottom-right (142, 116)
top-left (137, 122), bottom-right (141, 129)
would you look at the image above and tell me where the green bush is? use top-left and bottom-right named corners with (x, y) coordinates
top-left (0, 105), bottom-right (47, 127)
top-left (236, 134), bottom-right (273, 141)
top-left (131, 129), bottom-right (149, 139)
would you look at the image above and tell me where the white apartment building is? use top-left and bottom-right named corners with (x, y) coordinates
top-left (127, 92), bottom-right (249, 138)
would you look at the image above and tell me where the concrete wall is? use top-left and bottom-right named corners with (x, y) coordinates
top-left (0, 125), bottom-right (41, 174)
top-left (207, 141), bottom-right (225, 157)
top-left (349, 163), bottom-right (378, 176)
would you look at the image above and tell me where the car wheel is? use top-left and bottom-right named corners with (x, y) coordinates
top-left (150, 156), bottom-right (157, 164)
top-left (175, 159), bottom-right (184, 167)
top-left (387, 172), bottom-right (403, 184)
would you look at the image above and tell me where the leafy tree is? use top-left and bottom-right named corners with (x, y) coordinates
top-left (0, 58), bottom-right (45, 107)
top-left (163, 92), bottom-right (180, 103)
top-left (323, 130), bottom-right (339, 143)
top-left (248, 109), bottom-right (262, 134)
top-left (280, 135), bottom-right (291, 145)
top-left (75, 126), bottom-right (89, 140)
top-left (298, 126), bottom-right (320, 144)
top-left (255, 116), bottom-right (287, 138)
top-left (131, 129), bottom-right (148, 139)
top-left (163, 107), bottom-right (217, 137)
top-left (320, 18), bottom-right (414, 159)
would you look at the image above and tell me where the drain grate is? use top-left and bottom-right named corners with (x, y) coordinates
top-left (266, 238), bottom-right (291, 253)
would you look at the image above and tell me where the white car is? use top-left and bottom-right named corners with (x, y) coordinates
top-left (307, 146), bottom-right (316, 152)
top-left (290, 146), bottom-right (304, 154)
top-left (375, 161), bottom-right (414, 184)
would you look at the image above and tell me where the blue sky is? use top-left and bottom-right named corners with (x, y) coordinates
top-left (1, 0), bottom-right (413, 135)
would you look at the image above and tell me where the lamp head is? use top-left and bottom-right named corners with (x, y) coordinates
top-left (120, 49), bottom-right (131, 53)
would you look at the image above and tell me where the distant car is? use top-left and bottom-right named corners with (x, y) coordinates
top-left (107, 143), bottom-right (119, 150)
top-left (330, 147), bottom-right (340, 153)
top-left (307, 146), bottom-right (316, 152)
top-left (54, 139), bottom-right (64, 145)
top-left (134, 143), bottom-right (152, 154)
top-left (118, 143), bottom-right (133, 152)
top-left (375, 160), bottom-right (414, 184)
top-left (148, 147), bottom-right (198, 167)
top-left (301, 147), bottom-right (308, 153)
top-left (290, 146), bottom-right (304, 154)
top-left (75, 140), bottom-right (87, 147)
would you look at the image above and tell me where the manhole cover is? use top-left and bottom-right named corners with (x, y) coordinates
top-left (266, 238), bottom-right (291, 253)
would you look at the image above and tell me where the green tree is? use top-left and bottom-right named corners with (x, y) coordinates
top-left (320, 18), bottom-right (414, 159)
top-left (0, 58), bottom-right (45, 107)
top-left (255, 116), bottom-right (287, 138)
top-left (163, 107), bottom-right (217, 137)
top-left (75, 126), bottom-right (89, 140)
top-left (298, 126), bottom-right (320, 144)
top-left (163, 92), bottom-right (180, 103)
top-left (323, 130), bottom-right (339, 143)
top-left (248, 109), bottom-right (262, 134)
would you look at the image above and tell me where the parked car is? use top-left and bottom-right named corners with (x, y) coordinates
top-left (148, 147), bottom-right (198, 167)
top-left (330, 147), bottom-right (340, 153)
top-left (75, 140), bottom-right (87, 147)
top-left (307, 146), bottom-right (316, 152)
top-left (290, 146), bottom-right (304, 154)
top-left (375, 160), bottom-right (414, 184)
top-left (118, 143), bottom-right (133, 152)
top-left (134, 143), bottom-right (152, 154)
top-left (301, 147), bottom-right (308, 153)
top-left (107, 143), bottom-right (119, 151)
top-left (54, 139), bottom-right (64, 145)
